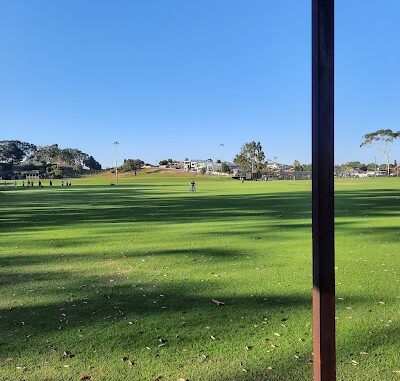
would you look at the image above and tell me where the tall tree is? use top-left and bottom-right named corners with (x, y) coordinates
top-left (83, 156), bottom-right (102, 170)
top-left (233, 141), bottom-right (265, 172)
top-left (120, 159), bottom-right (144, 172)
top-left (0, 140), bottom-right (37, 163)
top-left (360, 129), bottom-right (400, 175)
top-left (34, 144), bottom-right (61, 165)
top-left (293, 160), bottom-right (303, 171)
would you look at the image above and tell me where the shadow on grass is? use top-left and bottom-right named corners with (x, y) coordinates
top-left (1, 186), bottom-right (399, 234)
top-left (0, 247), bottom-right (241, 271)
top-left (1, 269), bottom-right (397, 380)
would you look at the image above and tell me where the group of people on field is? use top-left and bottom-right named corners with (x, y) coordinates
top-left (12, 180), bottom-right (72, 188)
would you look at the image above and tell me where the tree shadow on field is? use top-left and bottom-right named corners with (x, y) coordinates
top-left (0, 271), bottom-right (314, 366)
top-left (0, 247), bottom-right (239, 272)
top-left (0, 269), bottom-right (398, 380)
top-left (1, 186), bottom-right (399, 234)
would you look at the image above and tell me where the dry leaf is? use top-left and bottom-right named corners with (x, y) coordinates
top-left (211, 299), bottom-right (225, 306)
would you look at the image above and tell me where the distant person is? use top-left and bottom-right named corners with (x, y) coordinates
top-left (241, 177), bottom-right (244, 183)
top-left (22, 181), bottom-right (25, 187)
top-left (27, 180), bottom-right (30, 187)
top-left (38, 180), bottom-right (42, 187)
top-left (61, 180), bottom-right (64, 187)
top-left (190, 180), bottom-right (196, 192)
top-left (31, 181), bottom-right (34, 187)
top-left (49, 180), bottom-right (53, 187)
top-left (14, 181), bottom-right (17, 187)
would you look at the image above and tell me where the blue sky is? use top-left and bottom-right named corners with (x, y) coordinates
top-left (1, 0), bottom-right (399, 167)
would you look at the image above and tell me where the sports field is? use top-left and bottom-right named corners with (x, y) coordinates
top-left (0, 175), bottom-right (399, 381)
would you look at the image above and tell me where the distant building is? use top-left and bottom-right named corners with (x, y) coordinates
top-left (25, 170), bottom-right (40, 180)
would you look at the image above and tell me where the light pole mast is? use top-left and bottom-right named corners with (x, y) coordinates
top-left (219, 142), bottom-right (224, 179)
top-left (114, 141), bottom-right (119, 184)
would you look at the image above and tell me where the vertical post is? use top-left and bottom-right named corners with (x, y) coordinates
top-left (312, 1), bottom-right (336, 381)
top-left (220, 143), bottom-right (224, 179)
top-left (114, 141), bottom-right (119, 184)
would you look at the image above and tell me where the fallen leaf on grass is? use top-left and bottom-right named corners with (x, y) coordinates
top-left (62, 351), bottom-right (75, 359)
top-left (211, 299), bottom-right (225, 306)
top-left (351, 360), bottom-right (359, 366)
top-left (80, 375), bottom-right (91, 381)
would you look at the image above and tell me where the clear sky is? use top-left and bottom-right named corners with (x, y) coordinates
top-left (1, 0), bottom-right (399, 167)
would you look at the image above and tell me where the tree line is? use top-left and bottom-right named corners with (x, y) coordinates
top-left (0, 140), bottom-right (102, 179)
top-left (0, 140), bottom-right (101, 170)
top-left (233, 129), bottom-right (399, 175)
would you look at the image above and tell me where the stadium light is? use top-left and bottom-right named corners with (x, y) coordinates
top-left (114, 141), bottom-right (119, 184)
top-left (219, 142), bottom-right (224, 179)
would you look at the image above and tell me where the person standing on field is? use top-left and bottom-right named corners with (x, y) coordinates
top-left (190, 180), bottom-right (196, 192)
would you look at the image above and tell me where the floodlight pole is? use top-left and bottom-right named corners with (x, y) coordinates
top-left (114, 141), bottom-right (119, 184)
top-left (312, 1), bottom-right (336, 381)
top-left (219, 143), bottom-right (224, 179)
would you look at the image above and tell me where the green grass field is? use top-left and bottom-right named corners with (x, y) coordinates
top-left (1, 175), bottom-right (399, 381)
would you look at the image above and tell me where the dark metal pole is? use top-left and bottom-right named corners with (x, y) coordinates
top-left (312, 1), bottom-right (336, 380)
